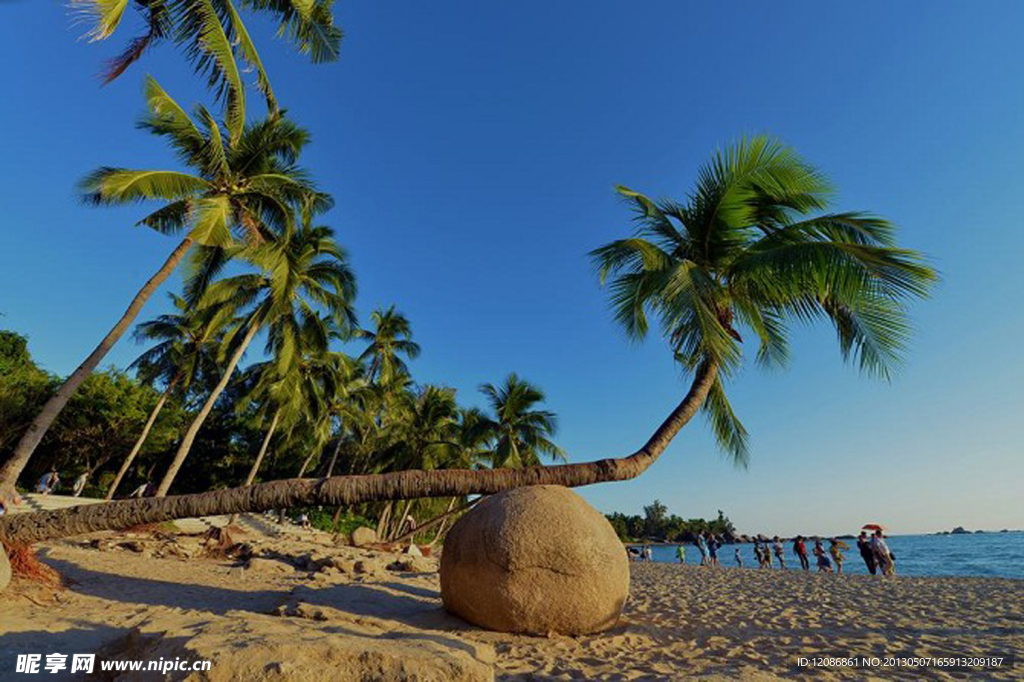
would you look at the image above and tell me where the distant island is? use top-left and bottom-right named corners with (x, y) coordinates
top-left (933, 526), bottom-right (1021, 535)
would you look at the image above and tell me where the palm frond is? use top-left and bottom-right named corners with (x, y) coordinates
top-left (702, 377), bottom-right (749, 467)
top-left (72, 0), bottom-right (132, 41)
top-left (177, 0), bottom-right (246, 142)
top-left (80, 168), bottom-right (210, 204)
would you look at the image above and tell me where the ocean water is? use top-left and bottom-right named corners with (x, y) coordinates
top-left (632, 531), bottom-right (1024, 579)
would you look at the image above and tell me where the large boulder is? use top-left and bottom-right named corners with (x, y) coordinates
top-left (350, 526), bottom-right (378, 547)
top-left (440, 485), bottom-right (629, 635)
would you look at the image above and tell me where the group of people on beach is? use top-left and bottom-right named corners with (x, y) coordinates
top-left (35, 468), bottom-right (89, 497)
top-left (857, 529), bottom-right (896, 576)
top-left (33, 468), bottom-right (154, 499)
top-left (631, 528), bottom-right (897, 576)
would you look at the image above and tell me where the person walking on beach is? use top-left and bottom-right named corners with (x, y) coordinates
top-left (695, 534), bottom-right (709, 566)
top-left (72, 472), bottom-right (88, 497)
top-left (773, 536), bottom-right (786, 569)
top-left (707, 534), bottom-right (720, 566)
top-left (753, 542), bottom-right (764, 567)
top-left (857, 532), bottom-right (877, 574)
top-left (793, 535), bottom-right (810, 571)
top-left (763, 540), bottom-right (773, 568)
top-left (871, 530), bottom-right (895, 576)
top-left (813, 539), bottom-right (833, 572)
top-left (734, 546), bottom-right (743, 568)
top-left (829, 539), bottom-right (846, 574)
top-left (643, 545), bottom-right (653, 563)
top-left (676, 544), bottom-right (686, 564)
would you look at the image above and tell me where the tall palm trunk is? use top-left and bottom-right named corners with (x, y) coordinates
top-left (106, 375), bottom-right (181, 500)
top-left (243, 409), bottom-right (280, 488)
top-left (324, 437), bottom-right (343, 478)
top-left (296, 450), bottom-right (317, 478)
top-left (155, 321), bottom-right (260, 497)
top-left (0, 237), bottom-right (194, 503)
top-left (229, 408), bottom-right (280, 526)
top-left (0, 363), bottom-right (716, 547)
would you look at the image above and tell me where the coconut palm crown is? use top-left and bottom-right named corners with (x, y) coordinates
top-left (591, 136), bottom-right (937, 464)
top-left (356, 306), bottom-right (421, 384)
top-left (74, 0), bottom-right (343, 141)
top-left (478, 374), bottom-right (566, 468)
top-left (82, 77), bottom-right (326, 249)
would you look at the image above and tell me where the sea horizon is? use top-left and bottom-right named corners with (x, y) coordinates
top-left (628, 531), bottom-right (1024, 580)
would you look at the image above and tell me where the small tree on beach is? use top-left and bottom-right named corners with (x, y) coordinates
top-left (0, 136), bottom-right (936, 548)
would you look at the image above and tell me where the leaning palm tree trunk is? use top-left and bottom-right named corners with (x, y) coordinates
top-left (243, 409), bottom-right (280, 488)
top-left (228, 408), bottom-right (280, 526)
top-left (106, 376), bottom-right (180, 500)
top-left (323, 437), bottom-right (343, 478)
top-left (0, 363), bottom-right (716, 547)
top-left (155, 321), bottom-right (261, 497)
top-left (0, 237), bottom-right (194, 503)
top-left (296, 451), bottom-right (317, 478)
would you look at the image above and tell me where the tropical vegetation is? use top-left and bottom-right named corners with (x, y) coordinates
top-left (0, 4), bottom-right (937, 551)
top-left (606, 501), bottom-right (736, 543)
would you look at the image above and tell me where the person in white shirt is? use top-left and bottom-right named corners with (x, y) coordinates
top-left (72, 472), bottom-right (88, 497)
top-left (773, 536), bottom-right (787, 569)
top-left (871, 530), bottom-right (895, 576)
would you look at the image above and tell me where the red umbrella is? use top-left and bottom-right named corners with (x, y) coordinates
top-left (861, 523), bottom-right (886, 532)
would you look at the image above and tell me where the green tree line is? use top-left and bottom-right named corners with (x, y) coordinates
top-left (606, 500), bottom-right (736, 543)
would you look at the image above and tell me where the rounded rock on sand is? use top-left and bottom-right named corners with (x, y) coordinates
top-left (440, 485), bottom-right (629, 635)
top-left (351, 526), bottom-right (378, 547)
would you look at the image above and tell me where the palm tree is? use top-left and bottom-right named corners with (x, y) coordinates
top-left (356, 306), bottom-right (421, 384)
top-left (478, 374), bottom-right (566, 468)
top-left (0, 81), bottom-right (319, 506)
top-left (590, 136), bottom-right (935, 464)
top-left (236, 312), bottom-right (337, 490)
top-left (74, 0), bottom-right (342, 141)
top-left (106, 293), bottom-right (223, 499)
top-left (155, 223), bottom-right (357, 495)
top-left (0, 136), bottom-right (936, 548)
top-left (309, 353), bottom-right (365, 478)
top-left (375, 384), bottom-right (461, 540)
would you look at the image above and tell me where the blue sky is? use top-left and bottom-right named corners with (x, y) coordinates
top-left (1, 2), bottom-right (1022, 535)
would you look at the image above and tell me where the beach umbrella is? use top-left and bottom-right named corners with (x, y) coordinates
top-left (861, 523), bottom-right (886, 532)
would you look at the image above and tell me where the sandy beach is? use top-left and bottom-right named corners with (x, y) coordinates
top-left (1, 526), bottom-right (1020, 680)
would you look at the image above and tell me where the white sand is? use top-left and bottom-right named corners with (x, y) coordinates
top-left (1, 530), bottom-right (1020, 680)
